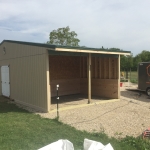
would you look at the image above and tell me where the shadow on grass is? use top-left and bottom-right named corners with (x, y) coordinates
top-left (0, 96), bottom-right (29, 113)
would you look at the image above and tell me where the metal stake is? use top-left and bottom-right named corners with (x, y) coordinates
top-left (56, 84), bottom-right (59, 118)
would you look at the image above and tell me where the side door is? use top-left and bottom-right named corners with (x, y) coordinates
top-left (1, 66), bottom-right (10, 97)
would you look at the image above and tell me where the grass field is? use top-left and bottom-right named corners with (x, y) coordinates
top-left (0, 97), bottom-right (150, 150)
top-left (121, 71), bottom-right (138, 83)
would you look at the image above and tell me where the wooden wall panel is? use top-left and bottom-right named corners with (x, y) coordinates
top-left (80, 78), bottom-right (119, 99)
top-left (101, 58), bottom-right (104, 79)
top-left (91, 57), bottom-right (94, 78)
top-left (91, 79), bottom-right (119, 98)
top-left (51, 79), bottom-right (80, 97)
top-left (49, 55), bottom-right (81, 97)
top-left (80, 56), bottom-right (87, 78)
top-left (99, 58), bottom-right (102, 79)
top-left (95, 57), bottom-right (98, 78)
top-left (49, 55), bottom-right (119, 99)
top-left (49, 56), bottom-right (80, 80)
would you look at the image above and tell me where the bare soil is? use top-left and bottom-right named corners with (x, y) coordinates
top-left (38, 82), bottom-right (150, 138)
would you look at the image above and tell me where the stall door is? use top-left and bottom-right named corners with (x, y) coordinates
top-left (1, 66), bottom-right (10, 97)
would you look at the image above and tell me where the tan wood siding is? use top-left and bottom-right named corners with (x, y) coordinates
top-left (0, 43), bottom-right (49, 112)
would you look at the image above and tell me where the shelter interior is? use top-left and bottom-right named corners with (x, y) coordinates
top-left (49, 53), bottom-right (119, 105)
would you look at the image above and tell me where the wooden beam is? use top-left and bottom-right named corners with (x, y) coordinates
top-left (88, 53), bottom-right (91, 104)
top-left (55, 48), bottom-right (131, 55)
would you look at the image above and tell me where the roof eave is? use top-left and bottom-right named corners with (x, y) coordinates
top-left (55, 48), bottom-right (131, 55)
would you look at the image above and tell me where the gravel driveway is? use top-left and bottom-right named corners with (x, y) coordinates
top-left (37, 82), bottom-right (150, 138)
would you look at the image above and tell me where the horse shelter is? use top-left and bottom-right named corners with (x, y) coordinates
top-left (0, 40), bottom-right (130, 112)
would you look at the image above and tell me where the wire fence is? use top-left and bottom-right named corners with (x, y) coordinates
top-left (120, 71), bottom-right (138, 83)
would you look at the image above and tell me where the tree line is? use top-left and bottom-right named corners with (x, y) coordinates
top-left (120, 50), bottom-right (150, 71)
top-left (47, 26), bottom-right (150, 71)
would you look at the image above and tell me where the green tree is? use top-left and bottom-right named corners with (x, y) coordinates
top-left (132, 50), bottom-right (150, 70)
top-left (120, 55), bottom-right (133, 79)
top-left (47, 26), bottom-right (80, 46)
top-left (133, 55), bottom-right (142, 70)
top-left (108, 48), bottom-right (121, 51)
top-left (120, 55), bottom-right (133, 69)
top-left (139, 50), bottom-right (150, 62)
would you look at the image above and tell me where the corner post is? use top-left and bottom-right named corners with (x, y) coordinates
top-left (88, 53), bottom-right (91, 103)
top-left (118, 55), bottom-right (120, 98)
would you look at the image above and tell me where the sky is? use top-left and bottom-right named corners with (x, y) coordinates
top-left (0, 0), bottom-right (150, 56)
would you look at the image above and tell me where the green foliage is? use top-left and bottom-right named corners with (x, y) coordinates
top-left (108, 48), bottom-right (122, 51)
top-left (132, 50), bottom-right (150, 70)
top-left (47, 26), bottom-right (80, 46)
top-left (120, 50), bottom-right (150, 71)
top-left (120, 71), bottom-right (138, 83)
top-left (133, 55), bottom-right (142, 70)
top-left (130, 79), bottom-right (138, 83)
top-left (0, 97), bottom-right (146, 150)
top-left (120, 55), bottom-right (133, 71)
top-left (122, 136), bottom-right (150, 150)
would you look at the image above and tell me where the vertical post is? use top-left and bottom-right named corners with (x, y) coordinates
top-left (46, 51), bottom-right (50, 112)
top-left (88, 53), bottom-right (91, 104)
top-left (56, 84), bottom-right (59, 118)
top-left (118, 55), bottom-right (120, 98)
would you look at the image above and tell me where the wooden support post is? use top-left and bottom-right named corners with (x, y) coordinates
top-left (88, 53), bottom-right (91, 104)
top-left (118, 55), bottom-right (120, 98)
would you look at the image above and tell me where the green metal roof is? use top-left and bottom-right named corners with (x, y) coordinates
top-left (0, 40), bottom-right (131, 54)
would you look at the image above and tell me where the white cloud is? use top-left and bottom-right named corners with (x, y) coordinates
top-left (0, 0), bottom-right (150, 56)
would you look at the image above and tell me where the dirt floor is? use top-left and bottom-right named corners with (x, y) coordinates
top-left (2, 82), bottom-right (150, 138)
top-left (51, 94), bottom-right (113, 110)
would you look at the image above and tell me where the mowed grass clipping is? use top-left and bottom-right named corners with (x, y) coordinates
top-left (0, 97), bottom-right (149, 150)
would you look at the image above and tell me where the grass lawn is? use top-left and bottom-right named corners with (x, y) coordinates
top-left (129, 71), bottom-right (138, 83)
top-left (121, 71), bottom-right (138, 83)
top-left (0, 97), bottom-right (150, 150)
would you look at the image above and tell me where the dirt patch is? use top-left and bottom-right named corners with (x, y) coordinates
top-left (37, 82), bottom-right (150, 138)
top-left (51, 94), bottom-right (111, 110)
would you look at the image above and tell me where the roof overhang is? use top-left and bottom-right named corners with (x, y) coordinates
top-left (0, 40), bottom-right (131, 56)
top-left (55, 48), bottom-right (131, 55)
